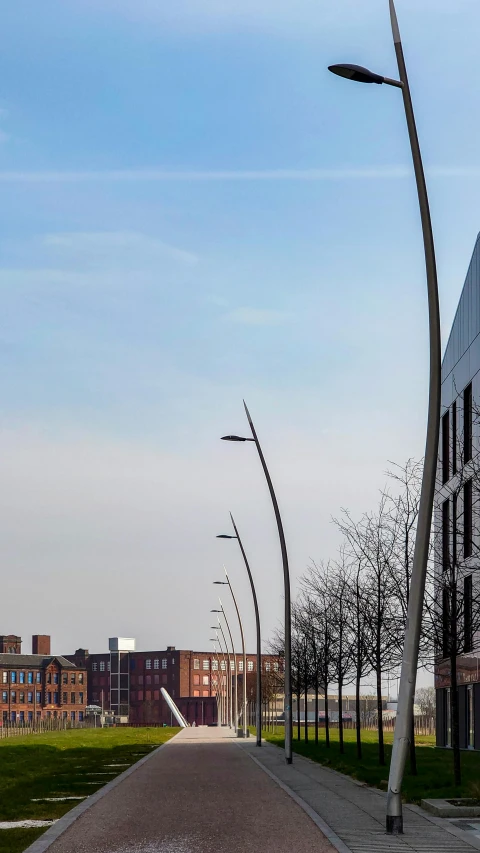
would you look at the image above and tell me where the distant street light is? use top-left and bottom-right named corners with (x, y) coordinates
top-left (222, 401), bottom-right (293, 764)
top-left (211, 623), bottom-right (233, 728)
top-left (211, 605), bottom-right (238, 733)
top-left (214, 574), bottom-right (248, 738)
top-left (217, 512), bottom-right (262, 747)
top-left (329, 0), bottom-right (441, 835)
top-left (209, 641), bottom-right (226, 726)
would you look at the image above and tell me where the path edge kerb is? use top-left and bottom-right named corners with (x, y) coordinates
top-left (22, 731), bottom-right (182, 853)
top-left (240, 743), bottom-right (353, 853)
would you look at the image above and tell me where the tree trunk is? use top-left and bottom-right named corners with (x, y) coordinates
top-left (315, 671), bottom-right (319, 746)
top-left (355, 668), bottom-right (362, 760)
top-left (338, 678), bottom-right (344, 754)
top-left (376, 663), bottom-right (385, 766)
top-left (325, 684), bottom-right (330, 748)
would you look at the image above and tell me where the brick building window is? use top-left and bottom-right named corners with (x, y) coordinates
top-left (11, 672), bottom-right (16, 683)
top-left (273, 662), bottom-right (279, 672)
top-left (212, 660), bottom-right (218, 670)
top-left (247, 661), bottom-right (254, 672)
top-left (193, 659), bottom-right (199, 670)
top-left (154, 659), bottom-right (159, 669)
top-left (203, 660), bottom-right (209, 670)
top-left (1, 672), bottom-right (6, 684)
top-left (71, 712), bottom-right (75, 721)
top-left (138, 691), bottom-right (143, 701)
top-left (2, 691), bottom-right (6, 702)
top-left (146, 675), bottom-right (151, 685)
top-left (27, 672), bottom-right (33, 684)
top-left (220, 661), bottom-right (226, 670)
top-left (146, 659), bottom-right (152, 669)
top-left (47, 692), bottom-right (52, 704)
top-left (11, 691), bottom-right (16, 702)
top-left (63, 693), bottom-right (67, 703)
top-left (146, 691), bottom-right (151, 701)
top-left (202, 690), bottom-right (209, 697)
top-left (19, 692), bottom-right (25, 703)
top-left (54, 673), bottom-right (59, 684)
top-left (79, 674), bottom-right (84, 684)
top-left (36, 672), bottom-right (41, 683)
top-left (71, 693), bottom-right (75, 704)
top-left (36, 691), bottom-right (41, 703)
top-left (238, 661), bottom-right (243, 672)
top-left (265, 662), bottom-right (271, 672)
top-left (138, 675), bottom-right (143, 686)
top-left (162, 659), bottom-right (167, 669)
top-left (62, 673), bottom-right (68, 684)
top-left (162, 674), bottom-right (167, 684)
top-left (78, 712), bottom-right (84, 722)
top-left (100, 661), bottom-right (105, 672)
top-left (202, 676), bottom-right (209, 686)
top-left (193, 690), bottom-right (199, 697)
top-left (19, 672), bottom-right (25, 684)
top-left (230, 660), bottom-right (234, 671)
top-left (154, 674), bottom-right (160, 685)
top-left (193, 675), bottom-right (200, 685)
top-left (53, 692), bottom-right (59, 704)
top-left (92, 663), bottom-right (97, 672)
top-left (154, 690), bottom-right (159, 700)
top-left (79, 692), bottom-right (84, 704)
top-left (71, 674), bottom-right (76, 684)
top-left (47, 673), bottom-right (51, 684)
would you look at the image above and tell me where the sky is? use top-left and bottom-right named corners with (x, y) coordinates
top-left (1, 1), bottom-right (479, 690)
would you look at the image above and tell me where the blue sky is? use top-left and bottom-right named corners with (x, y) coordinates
top-left (1, 1), bottom-right (479, 687)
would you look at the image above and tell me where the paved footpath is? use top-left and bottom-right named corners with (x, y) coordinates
top-left (26, 727), bottom-right (480, 853)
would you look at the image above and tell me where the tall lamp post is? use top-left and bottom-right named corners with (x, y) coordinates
top-left (222, 400), bottom-right (293, 763)
top-left (214, 574), bottom-right (248, 738)
top-left (212, 621), bottom-right (233, 729)
top-left (211, 603), bottom-right (238, 734)
top-left (217, 512), bottom-right (262, 747)
top-left (329, 0), bottom-right (441, 834)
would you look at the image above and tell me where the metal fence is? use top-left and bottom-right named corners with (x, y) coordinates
top-left (0, 719), bottom-right (91, 739)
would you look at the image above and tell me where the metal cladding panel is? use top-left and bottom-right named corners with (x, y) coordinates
top-left (108, 637), bottom-right (136, 652)
top-left (443, 233), bottom-right (480, 386)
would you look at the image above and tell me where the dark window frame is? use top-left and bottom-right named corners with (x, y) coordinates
top-left (442, 410), bottom-right (450, 484)
top-left (464, 383), bottom-right (473, 463)
top-left (464, 479), bottom-right (473, 559)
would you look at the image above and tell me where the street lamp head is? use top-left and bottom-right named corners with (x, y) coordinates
top-left (211, 609), bottom-right (222, 613)
top-left (221, 435), bottom-right (251, 442)
top-left (216, 534), bottom-right (237, 539)
top-left (328, 63), bottom-right (385, 85)
top-left (213, 581), bottom-right (228, 585)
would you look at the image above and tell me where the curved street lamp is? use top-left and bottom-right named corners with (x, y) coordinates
top-left (211, 604), bottom-right (238, 734)
top-left (217, 513), bottom-right (262, 747)
top-left (329, 0), bottom-right (441, 835)
top-left (212, 621), bottom-right (233, 729)
top-left (209, 641), bottom-right (226, 726)
top-left (214, 574), bottom-right (248, 738)
top-left (222, 401), bottom-right (293, 764)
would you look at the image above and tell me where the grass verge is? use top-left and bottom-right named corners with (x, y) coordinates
top-left (0, 726), bottom-right (179, 853)
top-left (261, 726), bottom-right (480, 804)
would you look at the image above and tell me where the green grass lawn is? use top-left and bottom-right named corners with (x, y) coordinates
top-left (0, 726), bottom-right (179, 853)
top-left (261, 726), bottom-right (480, 805)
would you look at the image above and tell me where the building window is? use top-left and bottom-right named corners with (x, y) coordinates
top-left (54, 673), bottom-right (59, 684)
top-left (464, 575), bottom-right (473, 653)
top-left (92, 663), bottom-right (97, 672)
top-left (193, 659), bottom-right (200, 670)
top-left (28, 711), bottom-right (33, 722)
top-left (46, 692), bottom-right (52, 704)
top-left (53, 692), bottom-right (59, 705)
top-left (442, 499), bottom-right (450, 570)
top-left (36, 691), bottom-right (42, 703)
top-left (107, 661), bottom-right (110, 671)
top-left (193, 690), bottom-right (200, 697)
top-left (138, 691), bottom-right (143, 701)
top-left (145, 690), bottom-right (151, 701)
top-left (78, 712), bottom-right (84, 722)
top-left (171, 658), bottom-right (175, 665)
top-left (193, 675), bottom-right (200, 685)
top-left (11, 691), bottom-right (16, 703)
top-left (11, 672), bottom-right (16, 684)
top-left (442, 411), bottom-right (450, 484)
top-left (162, 659), bottom-right (167, 669)
top-left (62, 673), bottom-right (68, 684)
top-left (10, 712), bottom-right (16, 723)
top-left (138, 675), bottom-right (144, 685)
top-left (71, 712), bottom-right (76, 721)
top-left (27, 672), bottom-right (33, 684)
top-left (47, 672), bottom-right (52, 684)
top-left (1, 691), bottom-right (7, 703)
top-left (202, 675), bottom-right (209, 686)
top-left (36, 672), bottom-right (41, 684)
top-left (19, 711), bottom-right (25, 723)
top-left (154, 674), bottom-right (159, 685)
top-left (212, 660), bottom-right (218, 671)
top-left (146, 659), bottom-right (152, 670)
top-left (230, 660), bottom-right (234, 671)
top-left (202, 690), bottom-right (209, 697)
top-left (100, 661), bottom-right (105, 672)
top-left (2, 672), bottom-right (6, 684)
top-left (452, 401), bottom-right (457, 475)
top-left (71, 693), bottom-right (75, 704)
top-left (265, 662), bottom-right (271, 672)
top-left (154, 659), bottom-right (159, 669)
top-left (220, 660), bottom-right (226, 671)
top-left (71, 674), bottom-right (76, 684)
top-left (79, 692), bottom-right (84, 704)
top-left (146, 675), bottom-right (151, 685)
top-left (247, 661), bottom-right (254, 672)
top-left (63, 692), bottom-right (68, 704)
top-left (273, 662), bottom-right (279, 672)
top-left (79, 673), bottom-right (84, 684)
top-left (201, 660), bottom-right (209, 670)
top-left (19, 692), bottom-right (25, 703)
top-left (238, 661), bottom-right (244, 672)
top-left (464, 383), bottom-right (473, 463)
top-left (19, 672), bottom-right (25, 684)
top-left (464, 480), bottom-right (473, 559)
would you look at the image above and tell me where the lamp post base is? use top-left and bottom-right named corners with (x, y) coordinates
top-left (386, 816), bottom-right (403, 835)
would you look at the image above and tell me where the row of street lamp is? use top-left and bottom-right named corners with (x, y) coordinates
top-left (206, 0), bottom-right (440, 836)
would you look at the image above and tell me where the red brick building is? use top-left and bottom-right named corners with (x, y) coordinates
top-left (67, 641), bottom-right (284, 726)
top-left (0, 635), bottom-right (87, 724)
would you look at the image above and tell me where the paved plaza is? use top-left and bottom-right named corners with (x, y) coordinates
top-left (26, 727), bottom-right (480, 853)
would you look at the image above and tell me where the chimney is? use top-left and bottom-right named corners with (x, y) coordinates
top-left (32, 635), bottom-right (51, 656)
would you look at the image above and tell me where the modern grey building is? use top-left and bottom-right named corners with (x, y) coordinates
top-left (435, 233), bottom-right (480, 749)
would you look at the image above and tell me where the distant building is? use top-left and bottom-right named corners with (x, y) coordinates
top-left (0, 635), bottom-right (87, 724)
top-left (66, 640), bottom-right (284, 727)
